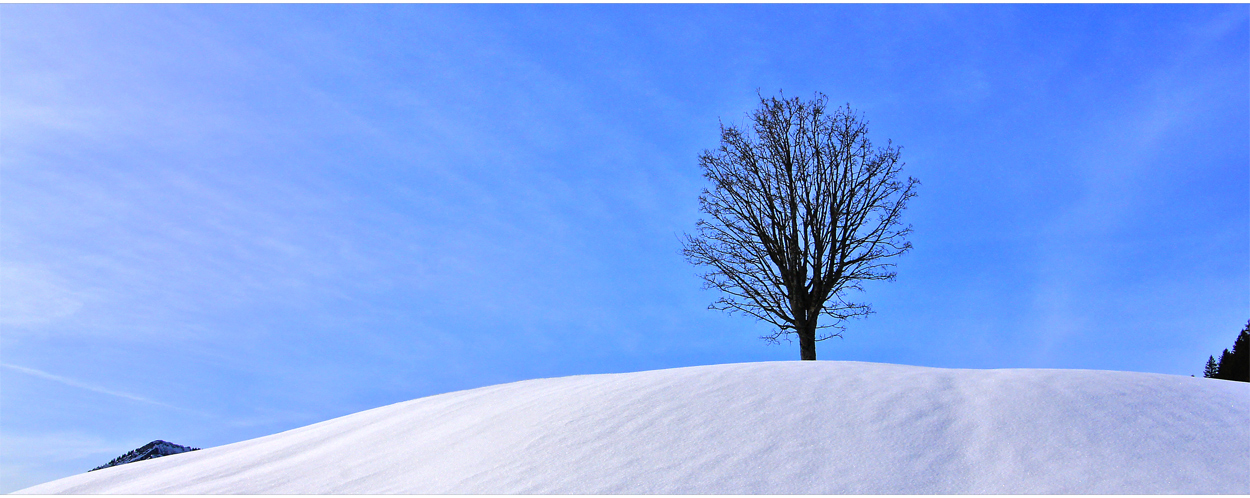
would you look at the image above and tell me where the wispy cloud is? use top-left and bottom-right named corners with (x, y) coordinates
top-left (1, 363), bottom-right (197, 415)
top-left (0, 264), bottom-right (85, 327)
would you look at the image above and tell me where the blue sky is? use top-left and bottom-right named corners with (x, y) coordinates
top-left (2, 4), bottom-right (1246, 492)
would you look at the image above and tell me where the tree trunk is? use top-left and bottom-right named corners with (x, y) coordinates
top-left (799, 325), bottom-right (816, 361)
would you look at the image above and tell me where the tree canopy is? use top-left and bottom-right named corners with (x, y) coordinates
top-left (683, 92), bottom-right (917, 360)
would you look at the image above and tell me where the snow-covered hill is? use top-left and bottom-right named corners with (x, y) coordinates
top-left (16, 361), bottom-right (1250, 494)
top-left (89, 440), bottom-right (200, 472)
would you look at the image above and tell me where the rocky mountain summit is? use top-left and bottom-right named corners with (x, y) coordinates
top-left (89, 440), bottom-right (200, 472)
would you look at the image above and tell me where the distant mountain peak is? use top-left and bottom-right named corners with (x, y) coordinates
top-left (89, 440), bottom-right (200, 472)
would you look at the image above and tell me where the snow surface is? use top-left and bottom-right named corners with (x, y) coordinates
top-left (16, 361), bottom-right (1250, 494)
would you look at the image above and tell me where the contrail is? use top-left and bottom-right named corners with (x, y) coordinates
top-left (1, 363), bottom-right (201, 415)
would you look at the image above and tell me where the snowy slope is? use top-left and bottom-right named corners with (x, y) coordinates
top-left (16, 361), bottom-right (1250, 494)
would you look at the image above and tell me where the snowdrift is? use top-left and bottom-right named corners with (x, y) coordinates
top-left (16, 361), bottom-right (1250, 494)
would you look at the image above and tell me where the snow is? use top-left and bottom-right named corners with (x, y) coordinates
top-left (15, 361), bottom-right (1250, 494)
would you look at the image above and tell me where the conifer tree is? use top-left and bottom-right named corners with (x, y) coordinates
top-left (1225, 321), bottom-right (1248, 381)
top-left (1205, 320), bottom-right (1249, 382)
top-left (1203, 355), bottom-right (1219, 378)
top-left (1215, 349), bottom-right (1232, 380)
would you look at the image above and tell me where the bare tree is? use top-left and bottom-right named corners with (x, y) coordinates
top-left (683, 92), bottom-right (918, 361)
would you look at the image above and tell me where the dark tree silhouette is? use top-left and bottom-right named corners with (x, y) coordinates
top-left (1203, 355), bottom-right (1219, 378)
top-left (1205, 320), bottom-right (1248, 382)
top-left (683, 92), bottom-right (918, 360)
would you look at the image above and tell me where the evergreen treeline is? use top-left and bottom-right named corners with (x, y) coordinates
top-left (89, 440), bottom-right (200, 472)
top-left (1203, 320), bottom-right (1248, 382)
